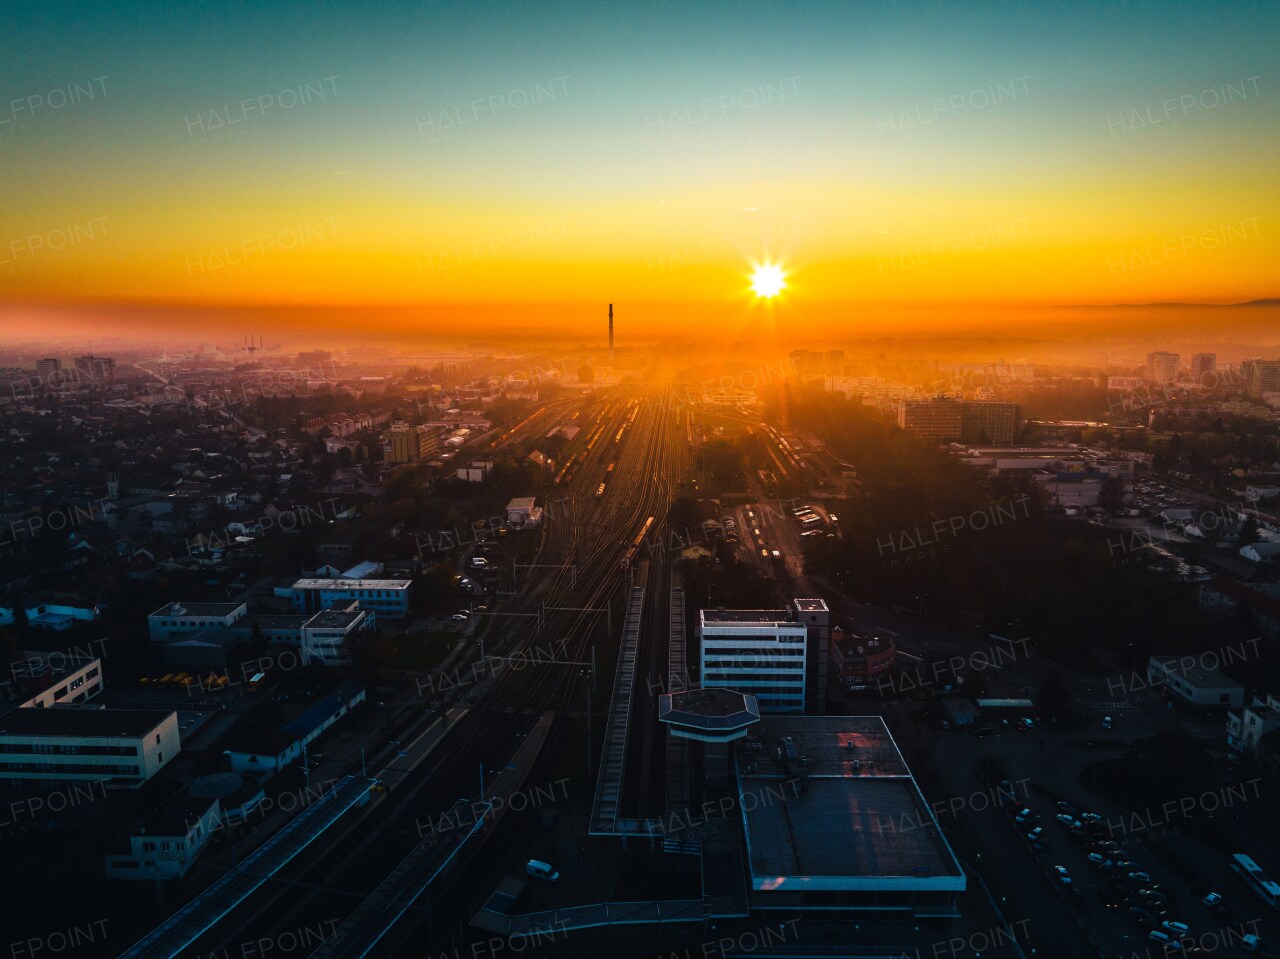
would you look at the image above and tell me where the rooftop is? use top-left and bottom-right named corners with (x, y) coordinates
top-left (0, 707), bottom-right (174, 739)
top-left (1150, 655), bottom-right (1244, 690)
top-left (305, 606), bottom-right (365, 629)
top-left (736, 716), bottom-right (965, 893)
top-left (659, 688), bottom-right (761, 734)
top-left (792, 598), bottom-right (829, 613)
top-left (151, 601), bottom-right (246, 618)
top-left (701, 609), bottom-right (797, 626)
top-left (291, 578), bottom-right (410, 590)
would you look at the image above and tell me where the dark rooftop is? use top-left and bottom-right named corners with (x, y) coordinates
top-left (0, 707), bottom-right (174, 739)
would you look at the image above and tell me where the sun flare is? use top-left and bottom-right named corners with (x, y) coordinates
top-left (750, 263), bottom-right (787, 299)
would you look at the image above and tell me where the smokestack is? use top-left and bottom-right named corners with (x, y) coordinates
top-left (608, 303), bottom-right (614, 365)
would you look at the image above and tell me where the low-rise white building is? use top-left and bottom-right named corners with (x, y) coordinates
top-left (506, 497), bottom-right (543, 528)
top-left (289, 578), bottom-right (410, 620)
top-left (300, 603), bottom-right (370, 666)
top-left (1227, 695), bottom-right (1280, 755)
top-left (1147, 656), bottom-right (1244, 708)
top-left (148, 601), bottom-right (247, 642)
top-left (0, 708), bottom-right (180, 788)
top-left (9, 654), bottom-right (103, 708)
top-left (104, 795), bottom-right (221, 881)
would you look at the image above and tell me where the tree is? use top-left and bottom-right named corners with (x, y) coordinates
top-left (1037, 666), bottom-right (1070, 722)
top-left (1239, 516), bottom-right (1261, 548)
top-left (1098, 476), bottom-right (1125, 515)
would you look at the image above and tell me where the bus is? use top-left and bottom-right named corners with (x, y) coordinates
top-left (1231, 854), bottom-right (1280, 909)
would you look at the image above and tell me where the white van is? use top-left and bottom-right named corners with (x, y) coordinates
top-left (526, 859), bottom-right (559, 882)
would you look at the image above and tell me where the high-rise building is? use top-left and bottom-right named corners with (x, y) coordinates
top-left (897, 399), bottom-right (1022, 445)
top-left (1191, 353), bottom-right (1217, 383)
top-left (36, 358), bottom-right (60, 377)
top-left (699, 609), bottom-right (808, 713)
top-left (74, 355), bottom-right (115, 381)
top-left (897, 398), bottom-right (964, 442)
top-left (1247, 360), bottom-right (1280, 398)
top-left (384, 422), bottom-right (418, 463)
top-left (414, 423), bottom-right (442, 459)
top-left (1145, 351), bottom-right (1179, 385)
top-left (960, 401), bottom-right (1022, 445)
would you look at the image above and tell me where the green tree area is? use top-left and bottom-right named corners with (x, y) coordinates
top-left (775, 385), bottom-right (1212, 663)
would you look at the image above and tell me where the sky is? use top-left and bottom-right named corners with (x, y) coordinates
top-left (0, 0), bottom-right (1277, 342)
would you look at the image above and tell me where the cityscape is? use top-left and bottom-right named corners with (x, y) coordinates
top-left (2, 2), bottom-right (1279, 959)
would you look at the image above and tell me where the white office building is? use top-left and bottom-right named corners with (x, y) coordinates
top-left (300, 602), bottom-right (369, 666)
top-left (0, 709), bottom-right (180, 788)
top-left (699, 609), bottom-right (808, 713)
top-left (148, 601), bottom-right (247, 642)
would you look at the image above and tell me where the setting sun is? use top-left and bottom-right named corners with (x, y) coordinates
top-left (750, 263), bottom-right (787, 299)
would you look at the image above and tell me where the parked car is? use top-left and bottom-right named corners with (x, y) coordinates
top-left (1087, 853), bottom-right (1114, 869)
top-left (1053, 865), bottom-right (1072, 886)
top-left (1056, 814), bottom-right (1083, 829)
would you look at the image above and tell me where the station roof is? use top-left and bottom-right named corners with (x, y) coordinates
top-left (736, 716), bottom-right (966, 893)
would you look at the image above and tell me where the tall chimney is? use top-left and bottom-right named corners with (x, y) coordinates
top-left (608, 303), bottom-right (614, 365)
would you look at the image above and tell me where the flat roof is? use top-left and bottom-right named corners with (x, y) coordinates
top-left (291, 578), bottom-right (410, 590)
top-left (507, 497), bottom-right (537, 509)
top-left (0, 707), bottom-right (174, 739)
top-left (305, 607), bottom-right (365, 629)
top-left (151, 601), bottom-right (246, 617)
top-left (1150, 656), bottom-right (1243, 690)
top-left (792, 598), bottom-right (829, 613)
top-left (737, 716), bottom-right (965, 892)
top-left (701, 609), bottom-right (797, 626)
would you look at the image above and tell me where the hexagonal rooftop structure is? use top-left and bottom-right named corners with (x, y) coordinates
top-left (659, 687), bottom-right (761, 742)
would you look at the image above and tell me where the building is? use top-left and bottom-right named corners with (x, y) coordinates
top-left (74, 355), bottom-right (115, 381)
top-left (1191, 353), bottom-right (1217, 383)
top-left (36, 358), bottom-right (61, 377)
top-left (1227, 695), bottom-right (1280, 756)
top-left (105, 796), bottom-right (221, 881)
top-left (897, 399), bottom-right (1022, 445)
top-left (289, 578), bottom-right (410, 619)
top-left (829, 628), bottom-right (896, 689)
top-left (1199, 578), bottom-right (1280, 642)
top-left (1146, 351), bottom-right (1180, 385)
top-left (383, 421), bottom-right (443, 464)
top-left (735, 716), bottom-right (966, 916)
top-left (7, 654), bottom-right (103, 708)
top-left (897, 399), bottom-right (964, 443)
top-left (148, 601), bottom-right (247, 642)
top-left (792, 598), bottom-right (830, 712)
top-left (1147, 656), bottom-right (1244, 708)
top-left (960, 401), bottom-right (1022, 445)
top-left (18, 599), bottom-right (100, 632)
top-left (1246, 360), bottom-right (1280, 399)
top-left (300, 602), bottom-right (370, 666)
top-left (0, 708), bottom-right (180, 788)
top-left (226, 681), bottom-right (366, 776)
top-left (456, 460), bottom-right (493, 482)
top-left (699, 609), bottom-right (808, 712)
top-left (506, 497), bottom-right (543, 529)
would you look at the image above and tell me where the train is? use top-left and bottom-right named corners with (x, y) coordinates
top-left (620, 515), bottom-right (655, 569)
